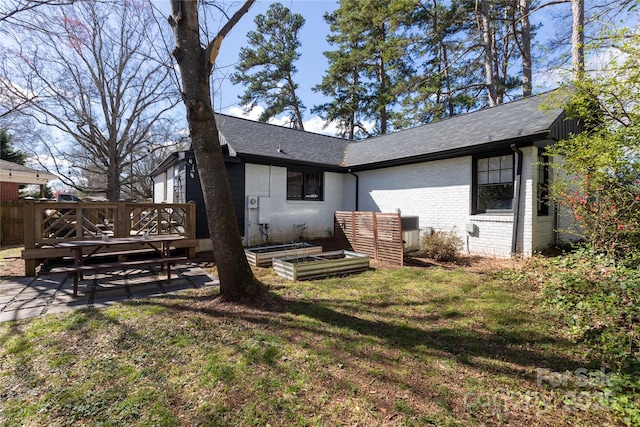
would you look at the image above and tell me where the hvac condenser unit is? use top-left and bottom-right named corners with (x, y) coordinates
top-left (401, 216), bottom-right (420, 251)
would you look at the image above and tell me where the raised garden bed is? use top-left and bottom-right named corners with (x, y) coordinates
top-left (272, 250), bottom-right (369, 281)
top-left (244, 242), bottom-right (323, 267)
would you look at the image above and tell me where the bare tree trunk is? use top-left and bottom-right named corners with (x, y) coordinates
top-left (169, 0), bottom-right (265, 301)
top-left (379, 55), bottom-right (388, 134)
top-left (378, 24), bottom-right (388, 134)
top-left (518, 0), bottom-right (533, 97)
top-left (286, 73), bottom-right (305, 131)
top-left (349, 68), bottom-right (358, 140)
top-left (571, 0), bottom-right (585, 79)
top-left (477, 0), bottom-right (499, 106)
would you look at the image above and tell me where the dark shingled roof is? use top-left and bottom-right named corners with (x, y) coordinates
top-left (344, 93), bottom-right (565, 168)
top-left (191, 93), bottom-right (573, 172)
top-left (215, 113), bottom-right (350, 168)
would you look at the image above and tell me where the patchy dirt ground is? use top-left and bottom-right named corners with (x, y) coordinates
top-left (0, 246), bottom-right (25, 278)
top-left (0, 244), bottom-right (521, 280)
top-left (402, 253), bottom-right (523, 273)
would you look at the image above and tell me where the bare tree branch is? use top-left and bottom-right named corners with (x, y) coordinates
top-left (1, 0), bottom-right (180, 200)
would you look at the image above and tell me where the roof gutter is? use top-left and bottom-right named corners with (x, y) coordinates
top-left (347, 132), bottom-right (549, 172)
top-left (348, 169), bottom-right (359, 211)
top-left (511, 144), bottom-right (524, 257)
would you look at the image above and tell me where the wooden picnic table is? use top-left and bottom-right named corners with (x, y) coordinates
top-left (52, 234), bottom-right (187, 296)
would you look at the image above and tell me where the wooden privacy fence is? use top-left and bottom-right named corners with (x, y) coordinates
top-left (21, 200), bottom-right (197, 276)
top-left (0, 200), bottom-right (24, 245)
top-left (334, 211), bottom-right (403, 266)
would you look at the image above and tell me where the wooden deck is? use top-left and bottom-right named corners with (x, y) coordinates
top-left (21, 200), bottom-right (197, 276)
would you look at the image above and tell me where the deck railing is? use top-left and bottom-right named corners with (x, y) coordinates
top-left (22, 200), bottom-right (197, 276)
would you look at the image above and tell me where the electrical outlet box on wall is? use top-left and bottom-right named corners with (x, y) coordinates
top-left (258, 197), bottom-right (271, 224)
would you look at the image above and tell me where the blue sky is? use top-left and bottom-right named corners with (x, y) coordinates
top-left (209, 1), bottom-right (340, 133)
top-left (203, 0), bottom-right (572, 134)
top-left (153, 0), bottom-right (580, 134)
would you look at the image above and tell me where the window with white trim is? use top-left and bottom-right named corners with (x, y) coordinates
top-left (473, 153), bottom-right (514, 213)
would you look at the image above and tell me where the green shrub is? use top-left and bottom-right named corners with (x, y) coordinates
top-left (528, 247), bottom-right (640, 425)
top-left (420, 229), bottom-right (463, 262)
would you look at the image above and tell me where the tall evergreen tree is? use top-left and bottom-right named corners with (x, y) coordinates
top-left (395, 0), bottom-right (480, 127)
top-left (313, 0), bottom-right (414, 138)
top-left (0, 129), bottom-right (27, 164)
top-left (231, 3), bottom-right (306, 130)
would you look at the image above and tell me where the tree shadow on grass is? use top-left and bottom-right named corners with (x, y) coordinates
top-left (284, 299), bottom-right (581, 376)
top-left (142, 290), bottom-right (586, 386)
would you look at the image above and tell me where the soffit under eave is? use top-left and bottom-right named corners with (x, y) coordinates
top-left (0, 170), bottom-right (58, 184)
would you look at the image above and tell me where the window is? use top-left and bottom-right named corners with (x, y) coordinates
top-left (287, 169), bottom-right (324, 201)
top-left (474, 153), bottom-right (514, 213)
top-left (537, 155), bottom-right (550, 216)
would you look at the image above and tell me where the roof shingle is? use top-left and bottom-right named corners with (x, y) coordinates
top-left (212, 93), bottom-right (569, 170)
top-left (344, 93), bottom-right (562, 167)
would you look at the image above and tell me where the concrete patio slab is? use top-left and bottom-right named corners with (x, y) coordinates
top-left (0, 262), bottom-right (219, 323)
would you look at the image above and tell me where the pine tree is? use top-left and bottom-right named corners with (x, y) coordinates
top-left (0, 129), bottom-right (27, 164)
top-left (313, 0), bottom-right (414, 138)
top-left (394, 0), bottom-right (479, 127)
top-left (231, 3), bottom-right (306, 129)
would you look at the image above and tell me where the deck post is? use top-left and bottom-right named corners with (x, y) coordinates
top-left (23, 200), bottom-right (37, 276)
top-left (187, 201), bottom-right (196, 258)
top-left (117, 201), bottom-right (129, 237)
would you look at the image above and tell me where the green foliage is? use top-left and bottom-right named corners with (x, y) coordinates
top-left (22, 182), bottom-right (53, 199)
top-left (0, 128), bottom-right (27, 164)
top-left (231, 3), bottom-right (306, 129)
top-left (530, 248), bottom-right (640, 425)
top-left (420, 229), bottom-right (463, 262)
top-left (548, 29), bottom-right (640, 257)
top-left (312, 0), bottom-right (415, 138)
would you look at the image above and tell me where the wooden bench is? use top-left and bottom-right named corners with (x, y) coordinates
top-left (60, 247), bottom-right (176, 263)
top-left (49, 256), bottom-right (189, 297)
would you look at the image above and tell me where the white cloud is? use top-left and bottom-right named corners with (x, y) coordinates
top-left (222, 104), bottom-right (340, 137)
top-left (303, 116), bottom-right (339, 136)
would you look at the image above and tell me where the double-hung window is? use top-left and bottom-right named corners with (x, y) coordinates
top-left (287, 169), bottom-right (324, 201)
top-left (537, 155), bottom-right (550, 216)
top-left (473, 153), bottom-right (514, 213)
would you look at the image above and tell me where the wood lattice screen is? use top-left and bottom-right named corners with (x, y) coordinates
top-left (334, 211), bottom-right (403, 266)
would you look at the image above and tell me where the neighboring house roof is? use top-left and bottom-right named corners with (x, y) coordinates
top-left (214, 113), bottom-right (350, 169)
top-left (344, 92), bottom-right (576, 169)
top-left (0, 159), bottom-right (57, 184)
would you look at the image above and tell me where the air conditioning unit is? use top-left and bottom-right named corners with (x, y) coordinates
top-left (401, 216), bottom-right (420, 251)
top-left (401, 216), bottom-right (419, 231)
top-left (402, 229), bottom-right (421, 251)
top-left (247, 196), bottom-right (259, 209)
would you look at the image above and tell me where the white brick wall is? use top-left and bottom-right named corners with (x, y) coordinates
top-left (244, 164), bottom-right (353, 245)
top-left (530, 147), bottom-right (557, 253)
top-left (356, 148), bottom-right (557, 258)
top-left (357, 157), bottom-right (470, 230)
top-left (155, 145), bottom-right (566, 256)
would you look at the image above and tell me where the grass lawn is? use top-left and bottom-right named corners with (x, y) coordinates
top-left (0, 261), bottom-right (621, 426)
